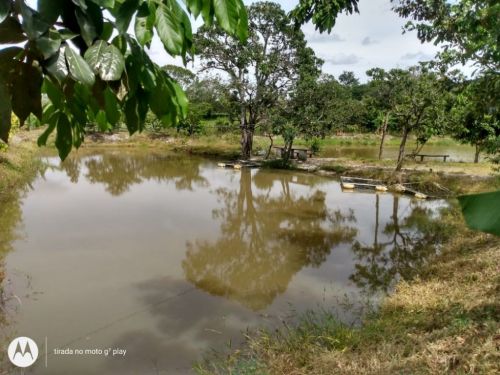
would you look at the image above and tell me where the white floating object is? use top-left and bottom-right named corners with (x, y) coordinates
top-left (233, 164), bottom-right (242, 169)
top-left (342, 183), bottom-right (355, 189)
top-left (414, 192), bottom-right (427, 199)
top-left (217, 163), bottom-right (226, 167)
top-left (394, 184), bottom-right (406, 192)
top-left (375, 185), bottom-right (388, 192)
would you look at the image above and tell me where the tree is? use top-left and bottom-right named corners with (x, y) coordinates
top-left (0, 0), bottom-right (248, 159)
top-left (291, 0), bottom-right (359, 32)
top-left (162, 65), bottom-right (195, 89)
top-left (338, 70), bottom-right (359, 87)
top-left (267, 73), bottom-right (368, 161)
top-left (194, 1), bottom-right (321, 159)
top-left (391, 0), bottom-right (499, 73)
top-left (365, 68), bottom-right (397, 159)
top-left (451, 78), bottom-right (500, 163)
top-left (390, 66), bottom-right (448, 171)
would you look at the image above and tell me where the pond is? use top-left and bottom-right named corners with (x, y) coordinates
top-left (320, 144), bottom-right (478, 162)
top-left (0, 150), bottom-right (449, 374)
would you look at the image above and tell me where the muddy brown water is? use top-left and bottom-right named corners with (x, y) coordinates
top-left (320, 144), bottom-right (479, 161)
top-left (1, 150), bottom-right (448, 374)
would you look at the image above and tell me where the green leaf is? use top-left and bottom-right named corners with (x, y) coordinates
top-left (55, 112), bottom-right (73, 160)
top-left (41, 102), bottom-right (57, 124)
top-left (20, 2), bottom-right (50, 39)
top-left (155, 0), bottom-right (192, 57)
top-left (0, 0), bottom-right (10, 24)
top-left (75, 1), bottom-right (103, 46)
top-left (72, 0), bottom-right (88, 10)
top-left (44, 49), bottom-right (69, 82)
top-left (0, 77), bottom-right (12, 143)
top-left (37, 111), bottom-right (58, 146)
top-left (0, 17), bottom-right (27, 43)
top-left (84, 40), bottom-right (125, 81)
top-left (89, 0), bottom-right (115, 7)
top-left (37, 0), bottom-right (64, 24)
top-left (116, 0), bottom-right (140, 34)
top-left (42, 79), bottom-right (63, 108)
top-left (83, 40), bottom-right (106, 70)
top-left (95, 110), bottom-right (108, 131)
top-left (213, 0), bottom-right (248, 41)
top-left (100, 21), bottom-right (114, 41)
top-left (135, 1), bottom-right (155, 47)
top-left (72, 122), bottom-right (85, 148)
top-left (124, 95), bottom-right (139, 134)
top-left (11, 63), bottom-right (43, 125)
top-left (0, 47), bottom-right (23, 72)
top-left (36, 30), bottom-right (62, 59)
top-left (184, 0), bottom-right (203, 19)
top-left (65, 47), bottom-right (96, 86)
top-left (104, 87), bottom-right (120, 125)
top-left (59, 28), bottom-right (79, 40)
top-left (458, 191), bottom-right (500, 236)
top-left (171, 79), bottom-right (188, 119)
top-left (149, 74), bottom-right (175, 119)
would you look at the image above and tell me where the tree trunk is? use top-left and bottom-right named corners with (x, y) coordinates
top-left (283, 138), bottom-right (294, 163)
top-left (265, 133), bottom-right (274, 159)
top-left (239, 100), bottom-right (251, 160)
top-left (378, 112), bottom-right (389, 160)
top-left (395, 127), bottom-right (410, 171)
top-left (474, 143), bottom-right (480, 163)
top-left (241, 127), bottom-right (253, 160)
top-left (410, 140), bottom-right (426, 160)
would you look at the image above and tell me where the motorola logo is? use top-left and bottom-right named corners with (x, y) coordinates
top-left (7, 337), bottom-right (39, 368)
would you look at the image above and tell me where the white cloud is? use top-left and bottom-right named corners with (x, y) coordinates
top-left (361, 36), bottom-right (379, 46)
top-left (306, 32), bottom-right (346, 43)
top-left (323, 53), bottom-right (360, 65)
top-left (401, 51), bottom-right (434, 61)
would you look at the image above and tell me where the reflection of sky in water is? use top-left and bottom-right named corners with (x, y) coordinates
top-left (2, 150), bottom-right (448, 374)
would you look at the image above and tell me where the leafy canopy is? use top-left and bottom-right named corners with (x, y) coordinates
top-left (0, 0), bottom-right (248, 159)
top-left (391, 0), bottom-right (499, 73)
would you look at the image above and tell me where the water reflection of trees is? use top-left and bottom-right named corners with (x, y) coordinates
top-left (350, 195), bottom-right (449, 294)
top-left (58, 152), bottom-right (208, 195)
top-left (183, 169), bottom-right (357, 310)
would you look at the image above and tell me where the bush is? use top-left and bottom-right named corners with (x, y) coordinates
top-left (309, 137), bottom-right (321, 153)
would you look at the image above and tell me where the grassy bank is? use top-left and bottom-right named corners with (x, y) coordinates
top-left (195, 206), bottom-right (500, 374)
top-left (0, 135), bottom-right (40, 195)
top-left (0, 132), bottom-right (41, 344)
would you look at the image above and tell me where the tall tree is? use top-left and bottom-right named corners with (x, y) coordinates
top-left (365, 68), bottom-right (397, 159)
top-left (0, 0), bottom-right (248, 158)
top-left (391, 66), bottom-right (448, 171)
top-left (451, 78), bottom-right (500, 163)
top-left (194, 1), bottom-right (321, 159)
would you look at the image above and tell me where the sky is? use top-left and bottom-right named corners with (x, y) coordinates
top-left (24, 0), bottom-right (442, 82)
top-left (146, 0), bottom-right (442, 82)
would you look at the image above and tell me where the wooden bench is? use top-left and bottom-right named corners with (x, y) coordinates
top-left (414, 154), bottom-right (450, 162)
top-left (272, 146), bottom-right (313, 159)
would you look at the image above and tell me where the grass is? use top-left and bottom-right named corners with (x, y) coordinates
top-left (195, 206), bottom-right (500, 374)
top-left (0, 135), bottom-right (40, 196)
